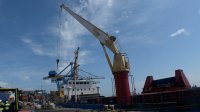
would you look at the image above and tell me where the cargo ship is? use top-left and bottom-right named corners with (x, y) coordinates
top-left (60, 69), bottom-right (200, 111)
top-left (44, 48), bottom-right (200, 111)
top-left (43, 4), bottom-right (200, 111)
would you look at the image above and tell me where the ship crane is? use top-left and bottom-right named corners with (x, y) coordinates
top-left (43, 61), bottom-right (73, 92)
top-left (43, 47), bottom-right (80, 92)
top-left (60, 4), bottom-right (131, 104)
top-left (43, 47), bottom-right (105, 102)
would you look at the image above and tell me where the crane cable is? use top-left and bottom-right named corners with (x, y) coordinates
top-left (56, 0), bottom-right (63, 71)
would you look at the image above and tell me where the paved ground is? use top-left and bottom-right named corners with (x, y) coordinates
top-left (35, 108), bottom-right (98, 112)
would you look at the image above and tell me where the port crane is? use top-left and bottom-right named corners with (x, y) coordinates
top-left (60, 4), bottom-right (131, 104)
top-left (43, 47), bottom-right (104, 100)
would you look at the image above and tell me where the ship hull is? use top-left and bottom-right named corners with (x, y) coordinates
top-left (61, 87), bottom-right (200, 111)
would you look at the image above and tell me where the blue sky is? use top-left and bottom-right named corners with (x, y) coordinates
top-left (0, 0), bottom-right (200, 96)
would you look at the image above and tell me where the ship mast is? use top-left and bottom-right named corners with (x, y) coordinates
top-left (73, 47), bottom-right (80, 103)
top-left (73, 47), bottom-right (79, 80)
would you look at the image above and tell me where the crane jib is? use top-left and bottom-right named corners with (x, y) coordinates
top-left (61, 4), bottom-right (118, 54)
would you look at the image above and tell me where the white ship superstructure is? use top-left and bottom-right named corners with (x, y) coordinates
top-left (62, 79), bottom-right (101, 101)
top-left (65, 80), bottom-right (100, 95)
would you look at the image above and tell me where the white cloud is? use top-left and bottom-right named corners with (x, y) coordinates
top-left (0, 65), bottom-right (53, 90)
top-left (21, 38), bottom-right (55, 57)
top-left (107, 0), bottom-right (113, 7)
top-left (22, 38), bottom-right (32, 44)
top-left (21, 75), bottom-right (30, 81)
top-left (170, 28), bottom-right (189, 37)
top-left (115, 30), bottom-right (120, 34)
top-left (78, 50), bottom-right (94, 65)
top-left (122, 35), bottom-right (161, 46)
top-left (0, 81), bottom-right (11, 88)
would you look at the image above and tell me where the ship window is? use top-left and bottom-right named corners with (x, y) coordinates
top-left (76, 82), bottom-right (80, 84)
top-left (69, 82), bottom-right (71, 84)
top-left (84, 88), bottom-right (86, 91)
top-left (73, 82), bottom-right (75, 84)
top-left (77, 88), bottom-right (79, 91)
top-left (86, 82), bottom-right (89, 84)
top-left (73, 89), bottom-right (74, 91)
top-left (89, 88), bottom-right (90, 91)
top-left (80, 82), bottom-right (83, 84)
top-left (84, 82), bottom-right (86, 84)
top-left (81, 89), bottom-right (82, 91)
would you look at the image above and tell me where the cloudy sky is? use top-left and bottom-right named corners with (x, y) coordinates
top-left (0, 0), bottom-right (200, 96)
